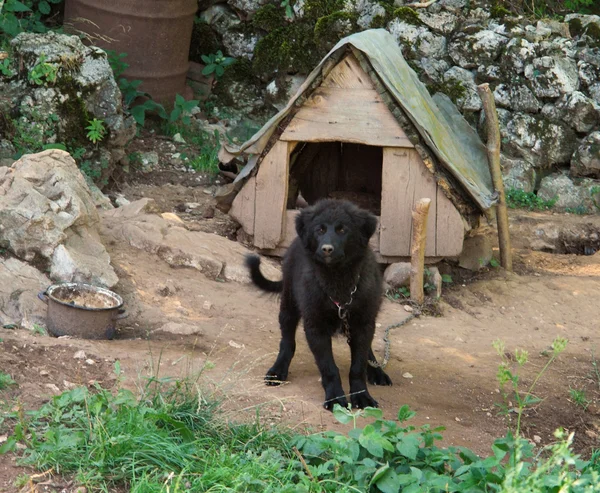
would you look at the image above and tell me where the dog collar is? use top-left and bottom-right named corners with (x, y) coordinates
top-left (329, 274), bottom-right (361, 319)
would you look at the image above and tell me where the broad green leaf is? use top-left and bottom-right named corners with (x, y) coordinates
top-left (397, 434), bottom-right (420, 460)
top-left (397, 405), bottom-right (416, 422)
top-left (363, 407), bottom-right (383, 420)
top-left (0, 438), bottom-right (16, 454)
top-left (372, 464), bottom-right (401, 493)
top-left (38, 1), bottom-right (51, 14)
top-left (332, 404), bottom-right (353, 424)
top-left (5, 0), bottom-right (31, 12)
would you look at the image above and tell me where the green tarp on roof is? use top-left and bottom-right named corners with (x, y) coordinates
top-left (219, 28), bottom-right (496, 212)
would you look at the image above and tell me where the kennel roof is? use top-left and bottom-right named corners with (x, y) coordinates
top-left (219, 28), bottom-right (496, 212)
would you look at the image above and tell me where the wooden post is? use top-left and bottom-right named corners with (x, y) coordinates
top-left (410, 198), bottom-right (431, 304)
top-left (478, 83), bottom-right (513, 272)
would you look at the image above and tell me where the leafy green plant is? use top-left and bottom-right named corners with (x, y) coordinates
top-left (494, 337), bottom-right (568, 434)
top-left (169, 94), bottom-right (199, 126)
top-left (0, 58), bottom-right (14, 77)
top-left (28, 54), bottom-right (57, 86)
top-left (569, 387), bottom-right (591, 411)
top-left (386, 286), bottom-right (410, 301)
top-left (489, 257), bottom-right (500, 268)
top-left (280, 0), bottom-right (294, 19)
top-left (85, 118), bottom-right (106, 144)
top-left (506, 188), bottom-right (557, 211)
top-left (0, 371), bottom-right (16, 390)
top-left (29, 323), bottom-right (47, 336)
top-left (564, 0), bottom-right (594, 12)
top-left (0, 0), bottom-right (61, 42)
top-left (187, 129), bottom-right (221, 173)
top-left (441, 274), bottom-right (453, 283)
top-left (12, 109), bottom-right (59, 158)
top-left (201, 50), bottom-right (235, 78)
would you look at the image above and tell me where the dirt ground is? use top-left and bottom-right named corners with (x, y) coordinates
top-left (2, 156), bottom-right (600, 491)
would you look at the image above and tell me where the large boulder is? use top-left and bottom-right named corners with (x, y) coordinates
top-left (448, 30), bottom-right (509, 69)
top-left (0, 257), bottom-right (50, 329)
top-left (500, 112), bottom-right (578, 169)
top-left (7, 32), bottom-right (136, 181)
top-left (388, 20), bottom-right (447, 59)
top-left (541, 92), bottom-right (600, 133)
top-left (524, 55), bottom-right (579, 98)
top-left (571, 132), bottom-right (600, 179)
top-left (501, 155), bottom-right (536, 193)
top-left (100, 200), bottom-right (281, 284)
top-left (442, 66), bottom-right (482, 111)
top-left (493, 83), bottom-right (541, 113)
top-left (0, 150), bottom-right (118, 287)
top-left (537, 172), bottom-right (598, 213)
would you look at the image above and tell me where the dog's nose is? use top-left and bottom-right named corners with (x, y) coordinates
top-left (321, 244), bottom-right (334, 255)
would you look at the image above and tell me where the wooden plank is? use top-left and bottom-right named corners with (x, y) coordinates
top-left (435, 187), bottom-right (464, 256)
top-left (321, 54), bottom-right (370, 89)
top-left (379, 148), bottom-right (437, 256)
top-left (229, 176), bottom-right (256, 235)
top-left (254, 141), bottom-right (291, 249)
top-left (280, 86), bottom-right (413, 148)
top-left (278, 210), bottom-right (300, 249)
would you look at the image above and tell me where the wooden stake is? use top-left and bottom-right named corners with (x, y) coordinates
top-left (410, 198), bottom-right (431, 305)
top-left (477, 83), bottom-right (513, 272)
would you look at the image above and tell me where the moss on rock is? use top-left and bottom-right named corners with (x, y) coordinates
top-left (189, 21), bottom-right (222, 63)
top-left (253, 4), bottom-right (286, 32)
top-left (392, 6), bottom-right (421, 25)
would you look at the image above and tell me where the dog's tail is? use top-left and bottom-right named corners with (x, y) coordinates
top-left (245, 254), bottom-right (283, 293)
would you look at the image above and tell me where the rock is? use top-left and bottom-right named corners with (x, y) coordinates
top-left (419, 57), bottom-right (450, 84)
top-left (50, 228), bottom-right (118, 288)
top-left (100, 204), bottom-right (281, 284)
top-left (501, 155), bottom-right (536, 193)
top-left (500, 112), bottom-right (578, 169)
top-left (0, 150), bottom-right (117, 287)
top-left (537, 172), bottom-right (597, 212)
top-left (85, 359), bottom-right (95, 365)
top-left (139, 151), bottom-right (159, 171)
top-left (0, 140), bottom-right (15, 159)
top-left (442, 66), bottom-right (482, 111)
top-left (502, 37), bottom-right (537, 74)
top-left (493, 84), bottom-right (541, 113)
top-left (402, 372), bottom-right (413, 379)
top-left (44, 383), bottom-right (61, 394)
top-left (200, 4), bottom-right (240, 37)
top-left (524, 56), bottom-right (579, 98)
top-left (383, 262), bottom-right (411, 288)
top-left (571, 132), bottom-right (600, 179)
top-left (427, 266), bottom-right (443, 298)
top-left (476, 64), bottom-right (502, 81)
top-left (388, 20), bottom-right (447, 59)
top-left (418, 11), bottom-right (458, 34)
top-left (542, 92), bottom-right (600, 133)
top-left (161, 212), bottom-right (185, 224)
top-left (448, 30), bottom-right (508, 69)
top-left (10, 32), bottom-right (135, 174)
top-left (40, 370), bottom-right (49, 376)
top-left (87, 181), bottom-right (114, 211)
top-left (590, 83), bottom-right (600, 106)
top-left (203, 300), bottom-right (213, 310)
top-left (115, 194), bottom-right (131, 207)
top-left (0, 258), bottom-right (50, 329)
top-left (173, 133), bottom-right (186, 144)
top-left (222, 31), bottom-right (259, 60)
top-left (578, 61), bottom-right (600, 88)
top-left (458, 233), bottom-right (493, 271)
top-left (265, 74), bottom-right (306, 111)
top-left (155, 321), bottom-right (203, 336)
top-left (228, 0), bottom-right (266, 17)
top-left (73, 350), bottom-right (86, 359)
top-left (351, 0), bottom-right (387, 30)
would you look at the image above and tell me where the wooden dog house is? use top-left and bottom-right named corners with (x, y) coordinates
top-left (218, 29), bottom-right (496, 263)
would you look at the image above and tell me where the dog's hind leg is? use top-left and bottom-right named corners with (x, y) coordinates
top-left (366, 347), bottom-right (392, 386)
top-left (265, 291), bottom-right (300, 386)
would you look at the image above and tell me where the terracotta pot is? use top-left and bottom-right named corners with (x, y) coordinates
top-left (64, 0), bottom-right (197, 108)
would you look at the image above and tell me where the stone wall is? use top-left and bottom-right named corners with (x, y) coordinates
top-left (198, 0), bottom-right (600, 213)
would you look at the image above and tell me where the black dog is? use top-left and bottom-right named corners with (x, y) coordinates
top-left (246, 199), bottom-right (392, 410)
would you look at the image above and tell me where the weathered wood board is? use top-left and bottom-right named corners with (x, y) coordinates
top-left (254, 141), bottom-right (291, 249)
top-left (229, 176), bottom-right (256, 235)
top-left (435, 187), bottom-right (464, 257)
top-left (280, 54), bottom-right (413, 148)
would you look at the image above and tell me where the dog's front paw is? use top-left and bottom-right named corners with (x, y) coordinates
top-left (323, 394), bottom-right (349, 411)
top-left (351, 390), bottom-right (379, 409)
top-left (265, 366), bottom-right (288, 386)
top-left (367, 365), bottom-right (393, 386)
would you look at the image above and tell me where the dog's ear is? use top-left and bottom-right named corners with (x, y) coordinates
top-left (354, 208), bottom-right (378, 245)
top-left (295, 206), bottom-right (314, 240)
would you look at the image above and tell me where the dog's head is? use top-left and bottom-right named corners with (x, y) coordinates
top-left (295, 199), bottom-right (378, 266)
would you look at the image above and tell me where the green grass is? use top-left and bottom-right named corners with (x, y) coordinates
top-left (2, 360), bottom-right (599, 492)
top-left (506, 188), bottom-right (557, 211)
top-left (569, 388), bottom-right (591, 411)
top-left (0, 371), bottom-right (16, 390)
top-left (162, 122), bottom-right (222, 175)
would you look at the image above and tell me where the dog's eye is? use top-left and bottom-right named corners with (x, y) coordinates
top-left (335, 225), bottom-right (345, 234)
top-left (317, 225), bottom-right (326, 234)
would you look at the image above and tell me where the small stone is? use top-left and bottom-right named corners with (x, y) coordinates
top-left (40, 369), bottom-right (49, 376)
top-left (455, 417), bottom-right (461, 422)
top-left (0, 435), bottom-right (6, 443)
top-left (403, 305), bottom-right (413, 313)
top-left (402, 372), bottom-right (413, 379)
top-left (203, 300), bottom-right (213, 310)
top-left (185, 202), bottom-right (201, 209)
top-left (173, 133), bottom-right (186, 144)
top-left (85, 359), bottom-right (95, 365)
top-left (383, 262), bottom-right (411, 288)
top-left (202, 206), bottom-right (215, 219)
top-left (115, 194), bottom-right (131, 207)
top-left (63, 380), bottom-right (77, 390)
top-left (533, 435), bottom-right (542, 443)
top-left (73, 350), bottom-right (86, 359)
top-left (203, 188), bottom-right (213, 195)
top-left (44, 383), bottom-right (61, 394)
top-left (228, 340), bottom-right (245, 349)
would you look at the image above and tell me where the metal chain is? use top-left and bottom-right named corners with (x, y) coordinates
top-left (368, 310), bottom-right (419, 370)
